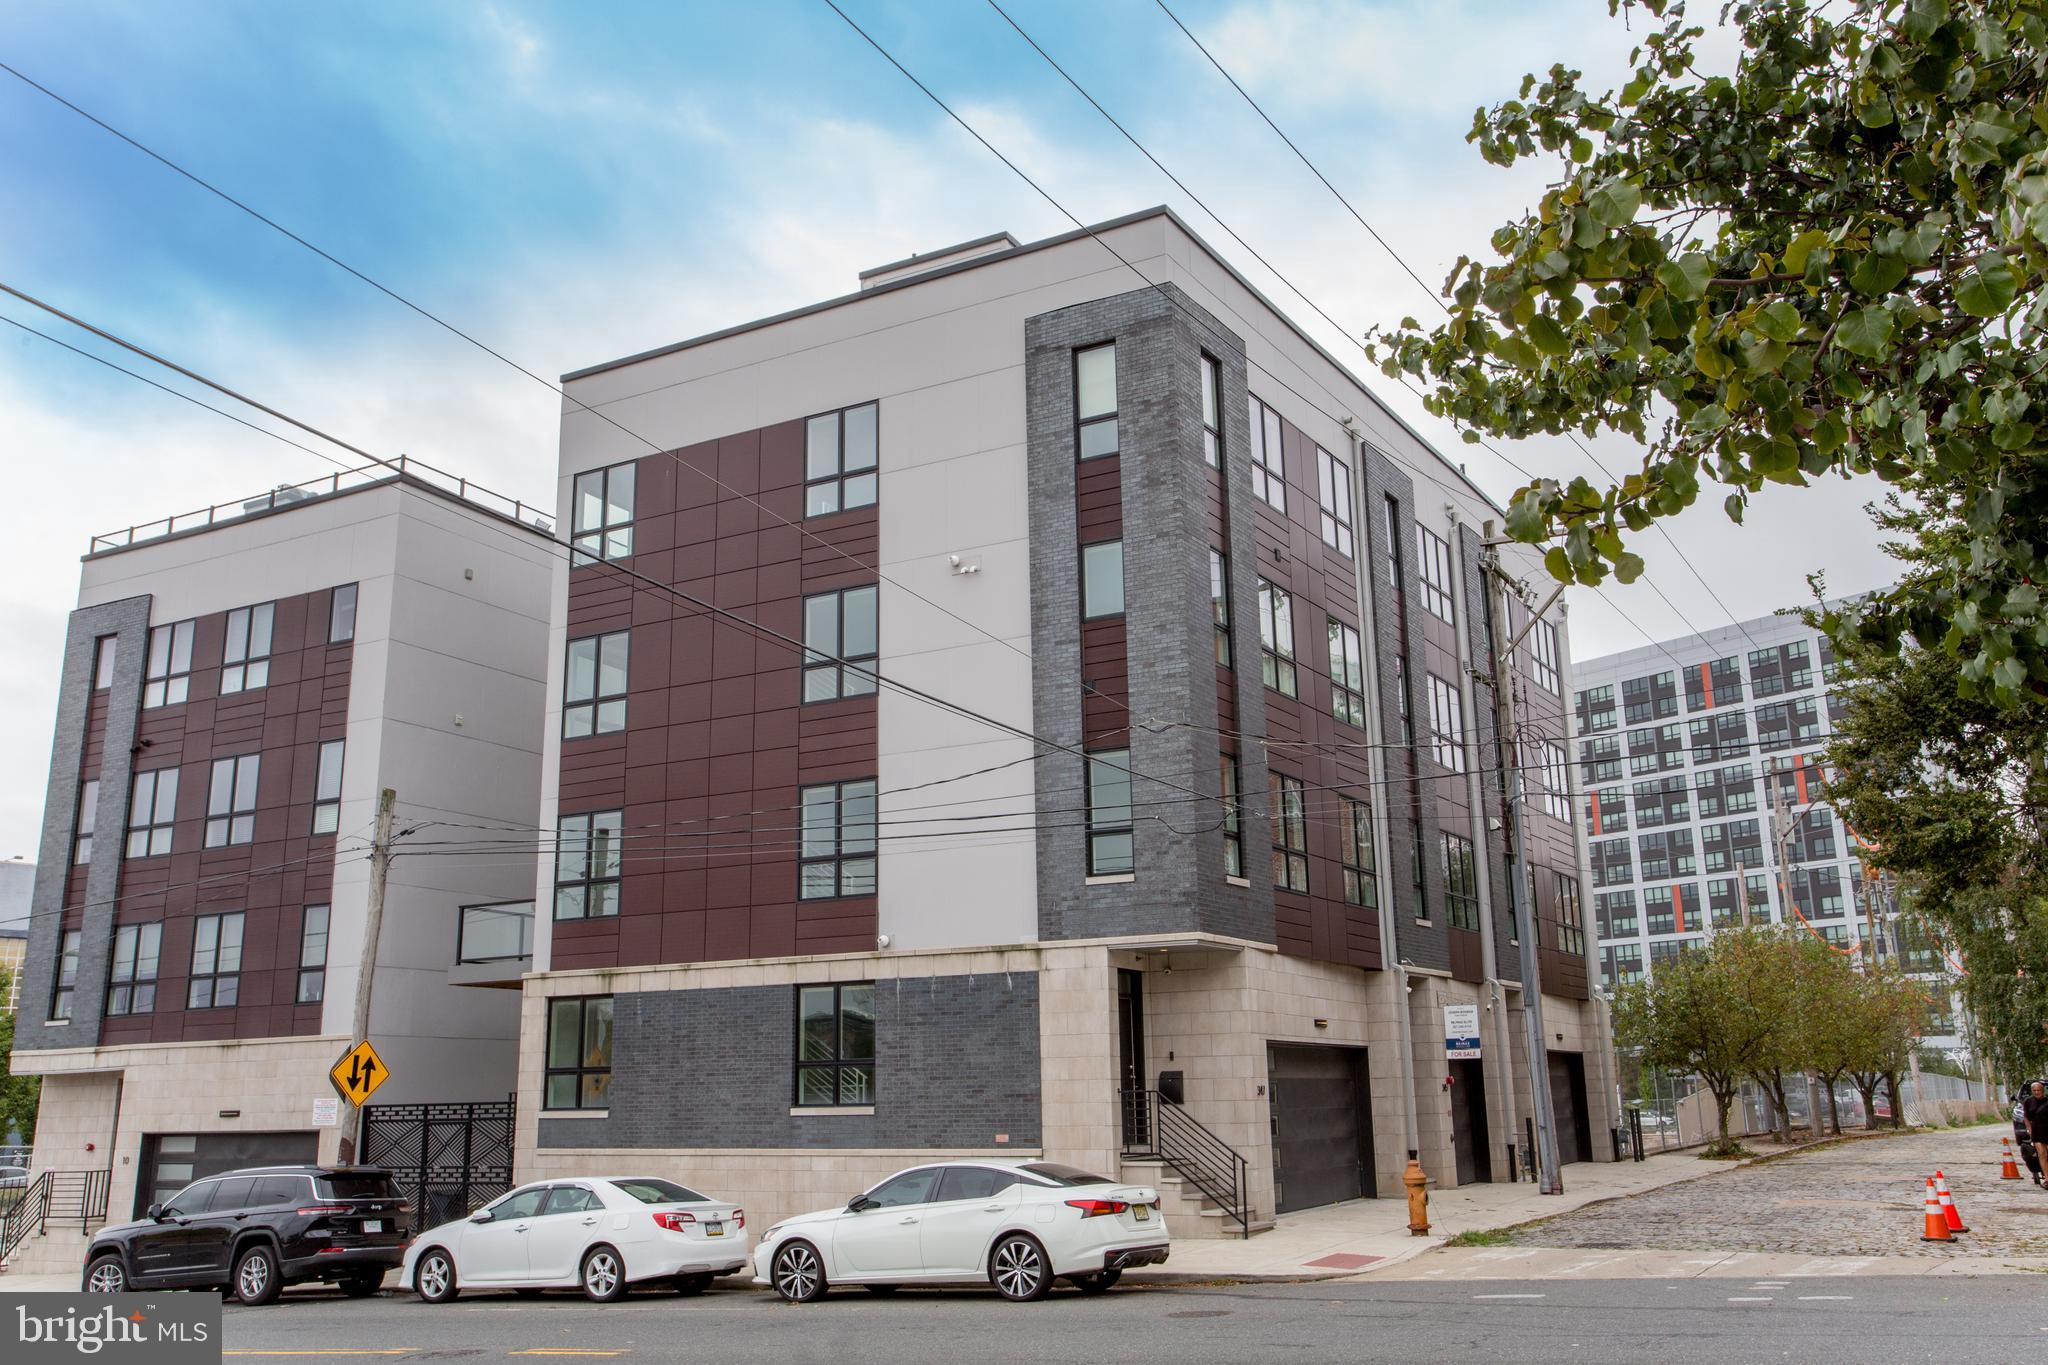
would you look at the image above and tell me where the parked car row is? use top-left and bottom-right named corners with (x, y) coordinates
top-left (82, 1158), bottom-right (1170, 1306)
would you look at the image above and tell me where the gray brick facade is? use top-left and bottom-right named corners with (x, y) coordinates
top-left (536, 972), bottom-right (1040, 1150)
top-left (19, 596), bottom-right (153, 1050)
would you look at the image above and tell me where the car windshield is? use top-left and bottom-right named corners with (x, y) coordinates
top-left (1018, 1162), bottom-right (1113, 1187)
top-left (611, 1178), bottom-right (708, 1204)
top-left (316, 1174), bottom-right (399, 1200)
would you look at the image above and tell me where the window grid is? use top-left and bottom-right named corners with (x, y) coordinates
top-left (107, 922), bottom-right (162, 1015)
top-left (1415, 526), bottom-right (1456, 624)
top-left (1249, 395), bottom-right (1286, 511)
top-left (1441, 832), bottom-right (1481, 931)
top-left (1085, 750), bottom-right (1134, 877)
top-left (1257, 578), bottom-right (1297, 696)
top-left (143, 620), bottom-right (195, 708)
top-left (803, 585), bottom-right (880, 703)
top-left (1555, 872), bottom-right (1586, 955)
top-left (564, 631), bottom-right (629, 738)
top-left (1327, 619), bottom-right (1366, 728)
top-left (126, 769), bottom-right (178, 858)
top-left (1210, 550), bottom-right (1232, 665)
top-left (544, 995), bottom-right (613, 1111)
top-left (298, 905), bottom-right (329, 1004)
top-left (1075, 343), bottom-right (1118, 460)
top-left (795, 982), bottom-right (876, 1107)
top-left (1270, 772), bottom-right (1308, 893)
top-left (188, 912), bottom-right (245, 1009)
top-left (50, 930), bottom-right (81, 1021)
top-left (555, 810), bottom-right (623, 920)
top-left (805, 402), bottom-right (879, 516)
top-left (1340, 797), bottom-right (1378, 908)
top-left (311, 740), bottom-right (345, 835)
top-left (1200, 353), bottom-right (1222, 468)
top-left (572, 461), bottom-right (637, 561)
top-left (73, 779), bottom-right (99, 865)
top-left (1316, 447), bottom-right (1355, 556)
top-left (220, 602), bottom-right (275, 694)
top-left (799, 779), bottom-right (878, 899)
top-left (1532, 620), bottom-right (1561, 694)
top-left (1426, 674), bottom-right (1466, 772)
top-left (204, 755), bottom-right (259, 848)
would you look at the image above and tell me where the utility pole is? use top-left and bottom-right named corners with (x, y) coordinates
top-left (1482, 543), bottom-right (1563, 1195)
top-left (338, 787), bottom-right (397, 1163)
top-left (1770, 783), bottom-right (1798, 929)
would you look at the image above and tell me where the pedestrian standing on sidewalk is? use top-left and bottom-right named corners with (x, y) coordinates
top-left (2023, 1081), bottom-right (2048, 1185)
top-left (2015, 1082), bottom-right (2045, 1184)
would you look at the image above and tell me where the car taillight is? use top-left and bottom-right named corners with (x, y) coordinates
top-left (733, 1209), bottom-right (745, 1228)
top-left (397, 1202), bottom-right (413, 1216)
top-left (296, 1205), bottom-right (351, 1216)
top-left (653, 1211), bottom-right (697, 1231)
top-left (1065, 1199), bottom-right (1129, 1218)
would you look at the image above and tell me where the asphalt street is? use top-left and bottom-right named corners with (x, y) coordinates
top-left (213, 1275), bottom-right (2047, 1364)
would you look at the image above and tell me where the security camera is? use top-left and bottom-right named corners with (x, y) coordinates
top-left (876, 933), bottom-right (892, 950)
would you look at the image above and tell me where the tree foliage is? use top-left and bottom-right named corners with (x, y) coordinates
top-left (1366, 0), bottom-right (2048, 704)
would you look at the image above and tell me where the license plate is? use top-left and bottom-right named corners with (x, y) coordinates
top-left (705, 1223), bottom-right (723, 1236)
top-left (1132, 1205), bottom-right (1149, 1221)
top-left (363, 1220), bottom-right (383, 1233)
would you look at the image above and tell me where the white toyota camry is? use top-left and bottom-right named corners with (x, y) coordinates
top-left (403, 1176), bottom-right (748, 1303)
top-left (752, 1160), bottom-right (1168, 1302)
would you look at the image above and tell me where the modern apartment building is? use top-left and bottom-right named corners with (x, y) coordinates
top-left (11, 464), bottom-right (556, 1255)
top-left (519, 207), bottom-right (1617, 1236)
top-left (1572, 604), bottom-right (1962, 1050)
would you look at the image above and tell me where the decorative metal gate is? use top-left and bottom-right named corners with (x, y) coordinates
top-left (359, 1098), bottom-right (515, 1230)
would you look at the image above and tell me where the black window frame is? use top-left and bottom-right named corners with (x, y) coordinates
top-left (204, 754), bottom-right (259, 848)
top-left (1210, 549), bottom-right (1232, 665)
top-left (544, 994), bottom-right (613, 1111)
top-left (1270, 771), bottom-right (1308, 893)
top-left (1426, 673), bottom-right (1466, 773)
top-left (106, 922), bottom-right (161, 1016)
top-left (1555, 871), bottom-right (1586, 955)
top-left (220, 601), bottom-right (275, 694)
top-left (1074, 342), bottom-right (1119, 460)
top-left (1441, 831), bottom-right (1481, 931)
top-left (1249, 395), bottom-right (1286, 511)
top-left (1415, 525), bottom-right (1456, 624)
top-left (1327, 619), bottom-right (1366, 728)
top-left (188, 911), bottom-right (245, 1009)
top-left (1316, 447), bottom-right (1354, 557)
top-left (1200, 352), bottom-right (1222, 468)
top-left (798, 779), bottom-right (877, 900)
top-left (804, 401), bottom-right (880, 518)
top-left (73, 778), bottom-right (99, 866)
top-left (143, 619), bottom-right (195, 708)
top-left (1531, 620), bottom-right (1561, 695)
top-left (1256, 577), bottom-right (1297, 696)
top-left (1220, 753), bottom-right (1243, 879)
top-left (563, 630), bottom-right (629, 739)
top-left (572, 461), bottom-right (637, 562)
top-left (794, 981), bottom-right (876, 1107)
top-left (1340, 796), bottom-right (1378, 909)
top-left (802, 584), bottom-right (880, 703)
top-left (1085, 749), bottom-right (1134, 877)
top-left (554, 809), bottom-right (623, 920)
top-left (126, 767), bottom-right (178, 859)
top-left (50, 928), bottom-right (81, 1021)
top-left (297, 904), bottom-right (329, 1004)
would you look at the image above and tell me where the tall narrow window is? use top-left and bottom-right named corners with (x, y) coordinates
top-left (1270, 772), bottom-right (1308, 892)
top-left (220, 602), bottom-right (274, 693)
top-left (1426, 675), bottom-right (1466, 772)
top-left (1555, 872), bottom-right (1586, 955)
top-left (799, 779), bottom-right (878, 899)
top-left (1340, 797), bottom-right (1378, 908)
top-left (73, 779), bottom-right (99, 865)
top-left (803, 585), bottom-right (879, 702)
top-left (126, 769), bottom-right (178, 858)
top-left (1081, 541), bottom-right (1125, 619)
top-left (106, 923), bottom-right (161, 1015)
top-left (1257, 578), bottom-right (1297, 696)
top-left (297, 905), bottom-right (329, 1004)
top-left (205, 755), bottom-right (259, 847)
top-left (1532, 619), bottom-right (1562, 695)
top-left (1317, 447), bottom-right (1355, 556)
top-left (1416, 526), bottom-right (1456, 624)
top-left (1327, 620), bottom-right (1366, 727)
top-left (1249, 396), bottom-right (1286, 510)
top-left (50, 930), bottom-right (81, 1021)
top-left (311, 740), bottom-right (345, 835)
top-left (1410, 824), bottom-right (1429, 921)
top-left (1075, 343), bottom-right (1118, 459)
top-left (1441, 832), bottom-right (1481, 931)
top-left (1393, 656), bottom-right (1413, 745)
top-left (143, 620), bottom-right (194, 707)
top-left (93, 636), bottom-right (118, 689)
top-left (795, 983), bottom-right (875, 1107)
top-left (1200, 353), bottom-right (1222, 467)
top-left (329, 583), bottom-right (358, 644)
top-left (188, 912), bottom-right (245, 1008)
top-left (1220, 754), bottom-right (1243, 878)
top-left (1210, 550), bottom-right (1232, 665)
top-left (554, 811), bottom-right (623, 919)
top-left (572, 461), bottom-right (637, 561)
top-left (564, 631), bottom-right (629, 738)
top-left (805, 401), bottom-right (879, 516)
top-left (1085, 749), bottom-right (1134, 876)
top-left (544, 996), bottom-right (613, 1110)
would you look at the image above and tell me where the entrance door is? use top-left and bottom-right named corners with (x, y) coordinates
top-left (1117, 970), bottom-right (1148, 1149)
top-left (1267, 1044), bottom-right (1374, 1214)
top-left (1450, 1060), bottom-right (1493, 1184)
top-left (1546, 1051), bottom-right (1593, 1164)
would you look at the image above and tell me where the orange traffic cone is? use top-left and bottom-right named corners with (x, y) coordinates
top-left (1934, 1169), bottom-right (1969, 1233)
top-left (2002, 1139), bottom-right (2023, 1181)
top-left (1921, 1177), bottom-right (1952, 1242)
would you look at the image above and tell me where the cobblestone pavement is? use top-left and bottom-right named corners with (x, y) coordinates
top-left (1503, 1125), bottom-right (2048, 1259)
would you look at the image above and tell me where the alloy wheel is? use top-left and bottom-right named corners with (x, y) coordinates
top-left (238, 1254), bottom-right (270, 1300)
top-left (991, 1237), bottom-right (1046, 1301)
top-left (583, 1249), bottom-right (621, 1300)
top-left (87, 1260), bottom-right (125, 1293)
top-left (417, 1253), bottom-right (453, 1302)
top-left (774, 1244), bottom-right (822, 1303)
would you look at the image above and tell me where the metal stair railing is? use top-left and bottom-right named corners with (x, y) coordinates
top-left (1118, 1089), bottom-right (1252, 1238)
top-left (0, 1170), bottom-right (112, 1265)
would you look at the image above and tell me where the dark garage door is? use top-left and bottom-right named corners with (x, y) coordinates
top-left (1546, 1051), bottom-right (1593, 1165)
top-left (136, 1131), bottom-right (319, 1218)
top-left (1267, 1044), bottom-right (1374, 1214)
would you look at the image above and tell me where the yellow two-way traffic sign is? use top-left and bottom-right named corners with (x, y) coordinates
top-left (330, 1039), bottom-right (391, 1106)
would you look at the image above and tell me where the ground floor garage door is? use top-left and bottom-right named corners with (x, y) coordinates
top-left (135, 1131), bottom-right (318, 1218)
top-left (1450, 1059), bottom-right (1493, 1184)
top-left (1267, 1044), bottom-right (1374, 1214)
top-left (1546, 1050), bottom-right (1594, 1165)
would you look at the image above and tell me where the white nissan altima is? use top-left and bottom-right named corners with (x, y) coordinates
top-left (403, 1176), bottom-right (748, 1303)
top-left (753, 1160), bottom-right (1168, 1303)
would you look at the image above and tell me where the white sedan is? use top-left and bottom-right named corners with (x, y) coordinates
top-left (753, 1160), bottom-right (1168, 1303)
top-left (403, 1176), bottom-right (748, 1303)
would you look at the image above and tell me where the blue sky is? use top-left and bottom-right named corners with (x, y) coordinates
top-left (0, 0), bottom-right (1895, 859)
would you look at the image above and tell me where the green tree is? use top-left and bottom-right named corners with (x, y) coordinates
top-left (0, 971), bottom-right (38, 1145)
top-left (1366, 0), bottom-right (2048, 703)
top-left (1848, 966), bottom-right (1930, 1126)
top-left (1612, 939), bottom-right (1774, 1153)
top-left (1727, 928), bottom-right (1814, 1143)
top-left (1798, 938), bottom-right (1868, 1134)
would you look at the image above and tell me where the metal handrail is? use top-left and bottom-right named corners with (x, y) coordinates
top-left (0, 1171), bottom-right (52, 1264)
top-left (0, 1168), bottom-right (107, 1264)
top-left (1118, 1088), bottom-right (1252, 1238)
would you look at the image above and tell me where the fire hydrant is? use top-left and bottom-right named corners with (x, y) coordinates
top-left (1404, 1150), bottom-right (1431, 1236)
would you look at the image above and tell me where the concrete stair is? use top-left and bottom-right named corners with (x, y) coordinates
top-left (1119, 1157), bottom-right (1272, 1240)
top-left (3, 1225), bottom-right (92, 1279)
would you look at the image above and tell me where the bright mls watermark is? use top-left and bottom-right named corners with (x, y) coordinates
top-left (4, 1295), bottom-right (219, 1364)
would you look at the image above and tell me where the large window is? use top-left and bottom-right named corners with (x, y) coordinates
top-left (1340, 797), bottom-right (1377, 908)
top-left (329, 583), bottom-right (359, 644)
top-left (1200, 353), bottom-right (1222, 468)
top-left (806, 401), bottom-right (879, 516)
top-left (1536, 740), bottom-right (1573, 821)
top-left (1220, 755), bottom-right (1243, 878)
top-left (73, 779), bottom-right (99, 865)
top-left (93, 635), bottom-right (118, 689)
top-left (555, 810), bottom-right (623, 920)
top-left (1317, 447), bottom-right (1354, 556)
top-left (795, 982), bottom-right (875, 1107)
top-left (107, 923), bottom-right (161, 1016)
top-left (1441, 832), bottom-right (1481, 931)
top-left (1532, 620), bottom-right (1561, 695)
top-left (298, 905), bottom-right (329, 1004)
top-left (1555, 872), bottom-right (1586, 954)
top-left (205, 755), bottom-right (259, 848)
top-left (50, 930), bottom-right (80, 1021)
top-left (1085, 750), bottom-right (1133, 877)
top-left (1415, 526), bottom-right (1456, 624)
top-left (311, 740), bottom-right (345, 835)
top-left (799, 779), bottom-right (877, 899)
top-left (188, 912), bottom-right (245, 1009)
top-left (1249, 395), bottom-right (1286, 510)
top-left (126, 768), bottom-right (178, 858)
top-left (1426, 674), bottom-right (1466, 772)
top-left (803, 585), bottom-right (879, 702)
top-left (220, 602), bottom-right (274, 694)
top-left (1081, 541), bottom-right (1125, 619)
top-left (1075, 343), bottom-right (1118, 459)
top-left (572, 461), bottom-right (637, 561)
top-left (544, 996), bottom-right (613, 1110)
top-left (1210, 550), bottom-right (1231, 665)
top-left (1270, 772), bottom-right (1308, 893)
top-left (1256, 578), bottom-right (1297, 696)
top-left (143, 620), bottom-right (194, 707)
top-left (564, 631), bottom-right (629, 738)
top-left (1327, 620), bottom-right (1366, 727)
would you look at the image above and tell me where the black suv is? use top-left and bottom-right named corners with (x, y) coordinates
top-left (83, 1166), bottom-right (411, 1304)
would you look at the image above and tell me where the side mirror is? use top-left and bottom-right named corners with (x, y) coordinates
top-left (469, 1209), bottom-right (494, 1224)
top-left (146, 1203), bottom-right (167, 1222)
top-left (846, 1197), bottom-right (879, 1213)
